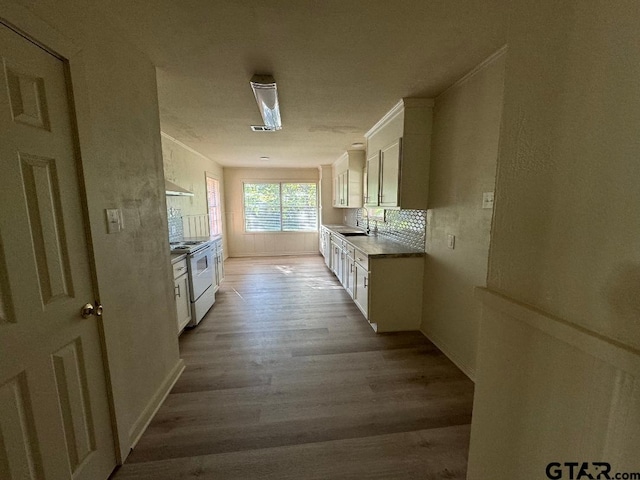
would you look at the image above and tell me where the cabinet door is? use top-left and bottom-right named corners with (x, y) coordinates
top-left (331, 241), bottom-right (340, 276)
top-left (213, 256), bottom-right (220, 291)
top-left (353, 263), bottom-right (369, 318)
top-left (340, 171), bottom-right (348, 206)
top-left (333, 176), bottom-right (339, 207)
top-left (217, 249), bottom-right (224, 283)
top-left (366, 151), bottom-right (380, 206)
top-left (345, 257), bottom-right (355, 298)
top-left (175, 274), bottom-right (192, 333)
top-left (380, 138), bottom-right (401, 207)
top-left (339, 249), bottom-right (347, 287)
top-left (323, 233), bottom-right (332, 268)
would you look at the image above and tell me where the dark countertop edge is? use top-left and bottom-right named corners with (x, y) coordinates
top-left (368, 251), bottom-right (425, 259)
top-left (321, 224), bottom-right (425, 258)
top-left (170, 253), bottom-right (187, 264)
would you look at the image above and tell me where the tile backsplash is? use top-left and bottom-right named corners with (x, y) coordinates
top-left (346, 208), bottom-right (426, 251)
top-left (167, 207), bottom-right (183, 242)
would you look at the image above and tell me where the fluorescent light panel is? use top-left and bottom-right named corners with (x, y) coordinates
top-left (250, 74), bottom-right (282, 131)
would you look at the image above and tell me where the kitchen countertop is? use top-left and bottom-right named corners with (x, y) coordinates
top-left (322, 224), bottom-right (425, 258)
top-left (171, 252), bottom-right (187, 264)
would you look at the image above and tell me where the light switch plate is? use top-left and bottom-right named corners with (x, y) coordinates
top-left (447, 234), bottom-right (455, 249)
top-left (482, 192), bottom-right (494, 209)
top-left (106, 208), bottom-right (122, 234)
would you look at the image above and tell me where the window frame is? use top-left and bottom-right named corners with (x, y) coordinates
top-left (205, 174), bottom-right (222, 236)
top-left (242, 181), bottom-right (319, 233)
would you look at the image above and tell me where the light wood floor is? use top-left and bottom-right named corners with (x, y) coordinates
top-left (111, 255), bottom-right (474, 479)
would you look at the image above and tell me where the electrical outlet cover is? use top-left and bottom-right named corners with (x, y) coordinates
top-left (447, 234), bottom-right (455, 249)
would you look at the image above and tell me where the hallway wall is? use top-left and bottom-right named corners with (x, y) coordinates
top-left (421, 50), bottom-right (505, 379)
top-left (468, 1), bottom-right (640, 477)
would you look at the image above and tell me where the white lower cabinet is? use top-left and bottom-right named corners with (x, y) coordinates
top-left (345, 253), bottom-right (355, 298)
top-left (353, 260), bottom-right (368, 318)
top-left (323, 230), bottom-right (424, 333)
top-left (331, 240), bottom-right (342, 279)
top-left (172, 258), bottom-right (191, 333)
top-left (213, 239), bottom-right (224, 292)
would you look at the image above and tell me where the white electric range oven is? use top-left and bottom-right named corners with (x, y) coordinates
top-left (170, 240), bottom-right (215, 327)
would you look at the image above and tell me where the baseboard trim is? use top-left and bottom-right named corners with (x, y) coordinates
top-left (420, 327), bottom-right (476, 382)
top-left (126, 359), bottom-right (185, 456)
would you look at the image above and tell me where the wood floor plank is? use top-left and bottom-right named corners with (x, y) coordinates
top-left (111, 255), bottom-right (474, 479)
top-left (113, 425), bottom-right (471, 480)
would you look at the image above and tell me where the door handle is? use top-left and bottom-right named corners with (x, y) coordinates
top-left (80, 301), bottom-right (103, 319)
top-left (175, 284), bottom-right (181, 298)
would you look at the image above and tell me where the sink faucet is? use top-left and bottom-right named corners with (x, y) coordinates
top-left (361, 206), bottom-right (370, 234)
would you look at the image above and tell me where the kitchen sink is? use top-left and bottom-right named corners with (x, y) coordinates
top-left (339, 231), bottom-right (368, 237)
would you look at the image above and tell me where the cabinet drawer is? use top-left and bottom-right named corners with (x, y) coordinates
top-left (347, 245), bottom-right (355, 259)
top-left (172, 258), bottom-right (188, 279)
top-left (354, 249), bottom-right (368, 269)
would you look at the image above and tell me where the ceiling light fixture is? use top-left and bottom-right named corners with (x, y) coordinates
top-left (260, 156), bottom-right (270, 161)
top-left (250, 74), bottom-right (282, 132)
top-left (351, 142), bottom-right (365, 149)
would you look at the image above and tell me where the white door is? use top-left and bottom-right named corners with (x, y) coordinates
top-left (0, 24), bottom-right (116, 480)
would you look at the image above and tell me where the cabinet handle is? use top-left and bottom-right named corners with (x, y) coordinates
top-left (364, 277), bottom-right (368, 288)
top-left (175, 284), bottom-right (181, 298)
top-left (350, 263), bottom-right (353, 272)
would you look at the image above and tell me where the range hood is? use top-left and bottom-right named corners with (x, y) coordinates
top-left (165, 179), bottom-right (194, 197)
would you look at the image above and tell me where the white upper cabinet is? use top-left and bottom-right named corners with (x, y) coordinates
top-left (332, 149), bottom-right (365, 208)
top-left (364, 150), bottom-right (380, 207)
top-left (380, 138), bottom-right (401, 207)
top-left (364, 98), bottom-right (434, 210)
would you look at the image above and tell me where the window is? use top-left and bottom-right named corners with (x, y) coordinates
top-left (206, 175), bottom-right (222, 235)
top-left (243, 182), bottom-right (318, 232)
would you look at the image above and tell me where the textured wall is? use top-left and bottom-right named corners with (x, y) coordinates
top-left (421, 51), bottom-right (505, 379)
top-left (162, 133), bottom-right (228, 253)
top-left (223, 167), bottom-right (320, 257)
top-left (487, 0), bottom-right (640, 350)
top-left (2, 0), bottom-right (183, 460)
top-left (319, 165), bottom-right (343, 227)
top-left (469, 1), bottom-right (640, 477)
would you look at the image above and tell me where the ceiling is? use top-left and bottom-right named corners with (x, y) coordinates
top-left (92, 1), bottom-right (508, 168)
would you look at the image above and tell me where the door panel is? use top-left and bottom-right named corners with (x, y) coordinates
top-left (0, 373), bottom-right (44, 480)
top-left (0, 23), bottom-right (116, 480)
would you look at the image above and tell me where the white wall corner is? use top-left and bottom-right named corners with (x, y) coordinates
top-left (420, 327), bottom-right (476, 382)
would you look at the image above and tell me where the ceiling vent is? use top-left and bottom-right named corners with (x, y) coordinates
top-left (250, 125), bottom-right (278, 132)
